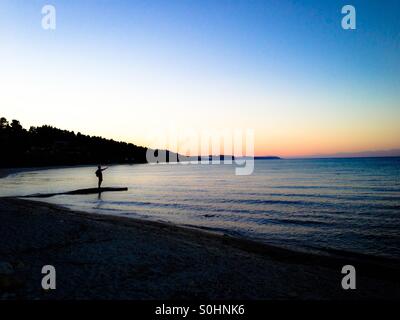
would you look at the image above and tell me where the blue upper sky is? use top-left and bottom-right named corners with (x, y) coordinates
top-left (1, 0), bottom-right (399, 156)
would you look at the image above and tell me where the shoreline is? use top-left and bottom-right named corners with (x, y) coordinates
top-left (0, 163), bottom-right (146, 179)
top-left (5, 196), bottom-right (400, 271)
top-left (1, 197), bottom-right (399, 300)
top-left (0, 165), bottom-right (94, 179)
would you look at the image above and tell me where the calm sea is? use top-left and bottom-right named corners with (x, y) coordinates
top-left (1, 158), bottom-right (399, 259)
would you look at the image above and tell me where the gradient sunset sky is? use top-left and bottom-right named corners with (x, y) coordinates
top-left (1, 0), bottom-right (399, 157)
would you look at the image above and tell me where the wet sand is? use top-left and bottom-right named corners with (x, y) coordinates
top-left (0, 197), bottom-right (399, 300)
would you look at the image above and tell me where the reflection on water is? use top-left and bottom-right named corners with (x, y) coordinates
top-left (1, 158), bottom-right (400, 259)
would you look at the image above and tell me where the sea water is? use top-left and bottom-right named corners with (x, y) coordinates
top-left (1, 158), bottom-right (399, 259)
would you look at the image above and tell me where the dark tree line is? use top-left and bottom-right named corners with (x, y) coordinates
top-left (0, 117), bottom-right (149, 168)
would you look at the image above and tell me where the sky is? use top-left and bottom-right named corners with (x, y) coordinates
top-left (0, 0), bottom-right (399, 157)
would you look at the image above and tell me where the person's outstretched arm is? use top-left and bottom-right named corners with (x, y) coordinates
top-left (102, 167), bottom-right (109, 171)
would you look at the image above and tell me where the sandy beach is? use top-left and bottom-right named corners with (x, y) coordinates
top-left (0, 197), bottom-right (399, 300)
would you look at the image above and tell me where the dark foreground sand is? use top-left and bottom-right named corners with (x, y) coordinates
top-left (0, 197), bottom-right (399, 300)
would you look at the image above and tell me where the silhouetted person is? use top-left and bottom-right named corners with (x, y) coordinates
top-left (95, 165), bottom-right (108, 189)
